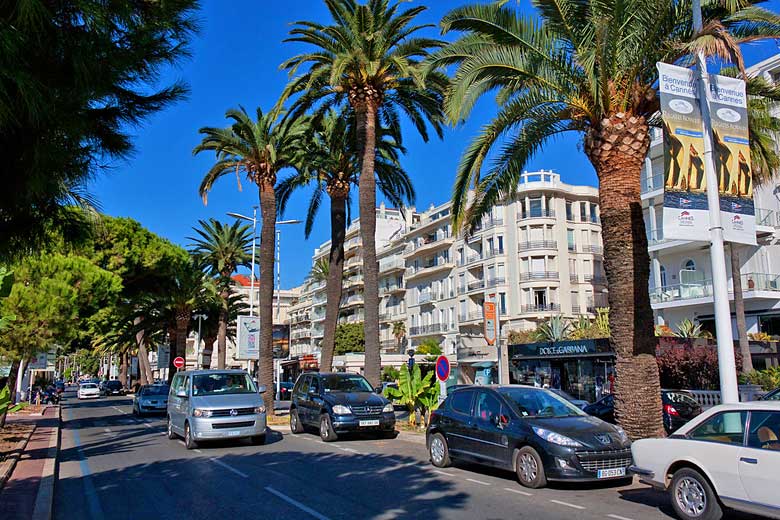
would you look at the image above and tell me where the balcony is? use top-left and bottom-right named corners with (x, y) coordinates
top-left (518, 209), bottom-right (555, 221)
top-left (458, 311), bottom-right (484, 323)
top-left (481, 216), bottom-right (504, 231)
top-left (570, 273), bottom-right (579, 283)
top-left (584, 274), bottom-right (607, 285)
top-left (651, 273), bottom-right (780, 306)
top-left (484, 247), bottom-right (505, 260)
top-left (571, 305), bottom-right (581, 314)
top-left (486, 277), bottom-right (506, 288)
top-left (380, 339), bottom-right (402, 352)
top-left (580, 245), bottom-right (603, 255)
top-left (344, 275), bottom-right (364, 288)
top-left (641, 172), bottom-right (665, 195)
top-left (519, 271), bottom-right (559, 282)
top-left (518, 240), bottom-right (558, 252)
top-left (379, 258), bottom-right (406, 272)
top-left (757, 207), bottom-right (780, 229)
top-left (406, 234), bottom-right (455, 257)
top-left (379, 283), bottom-right (405, 295)
top-left (467, 279), bottom-right (486, 291)
top-left (458, 251), bottom-right (484, 266)
top-left (344, 256), bottom-right (363, 270)
top-left (418, 291), bottom-right (434, 304)
top-left (379, 311), bottom-right (405, 322)
top-left (409, 323), bottom-right (451, 336)
top-left (521, 303), bottom-right (561, 313)
top-left (340, 294), bottom-right (364, 308)
top-left (339, 312), bottom-right (364, 324)
top-left (405, 260), bottom-right (455, 281)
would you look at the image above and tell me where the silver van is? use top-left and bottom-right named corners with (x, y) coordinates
top-left (166, 369), bottom-right (267, 449)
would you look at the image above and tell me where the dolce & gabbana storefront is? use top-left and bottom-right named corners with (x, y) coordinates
top-left (508, 339), bottom-right (615, 403)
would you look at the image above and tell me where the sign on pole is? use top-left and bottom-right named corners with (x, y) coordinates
top-left (483, 302), bottom-right (497, 346)
top-left (157, 345), bottom-right (170, 371)
top-left (173, 357), bottom-right (185, 369)
top-left (657, 62), bottom-right (755, 245)
top-left (236, 315), bottom-right (260, 360)
top-left (435, 355), bottom-right (450, 404)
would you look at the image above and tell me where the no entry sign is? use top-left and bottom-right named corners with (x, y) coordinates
top-left (173, 356), bottom-right (185, 369)
top-left (435, 355), bottom-right (450, 382)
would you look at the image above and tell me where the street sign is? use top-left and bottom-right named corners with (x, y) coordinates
top-left (157, 345), bottom-right (170, 370)
top-left (236, 315), bottom-right (260, 360)
top-left (435, 355), bottom-right (450, 382)
top-left (173, 357), bottom-right (185, 369)
top-left (483, 302), bottom-right (497, 345)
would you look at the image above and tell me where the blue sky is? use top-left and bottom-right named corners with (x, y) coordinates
top-left (89, 0), bottom-right (780, 289)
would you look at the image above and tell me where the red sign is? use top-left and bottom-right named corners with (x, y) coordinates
top-left (483, 302), bottom-right (497, 345)
top-left (435, 355), bottom-right (450, 382)
top-left (173, 357), bottom-right (185, 369)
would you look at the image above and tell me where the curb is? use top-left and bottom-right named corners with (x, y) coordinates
top-left (31, 405), bottom-right (60, 520)
top-left (0, 423), bottom-right (36, 491)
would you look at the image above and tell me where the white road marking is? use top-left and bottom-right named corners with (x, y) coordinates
top-left (550, 500), bottom-right (585, 510)
top-left (432, 469), bottom-right (455, 477)
top-left (608, 515), bottom-right (635, 520)
top-left (143, 423), bottom-right (152, 429)
top-left (340, 447), bottom-right (359, 453)
top-left (503, 487), bottom-right (533, 497)
top-left (194, 449), bottom-right (202, 454)
top-left (103, 428), bottom-right (112, 433)
top-left (466, 478), bottom-right (490, 486)
top-left (111, 406), bottom-right (126, 414)
top-left (265, 486), bottom-right (331, 520)
top-left (210, 458), bottom-right (248, 478)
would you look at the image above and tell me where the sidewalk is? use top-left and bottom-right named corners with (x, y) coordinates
top-left (0, 406), bottom-right (60, 520)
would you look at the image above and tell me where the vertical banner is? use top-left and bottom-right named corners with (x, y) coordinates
top-left (483, 301), bottom-right (497, 346)
top-left (708, 73), bottom-right (756, 245)
top-left (236, 315), bottom-right (260, 360)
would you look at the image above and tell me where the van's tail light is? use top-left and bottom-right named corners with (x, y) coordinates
top-left (663, 404), bottom-right (679, 417)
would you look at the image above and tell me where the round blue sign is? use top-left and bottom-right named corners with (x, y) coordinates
top-left (435, 355), bottom-right (450, 382)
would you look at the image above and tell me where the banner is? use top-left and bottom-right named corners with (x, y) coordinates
top-left (157, 345), bottom-right (170, 371)
top-left (657, 62), bottom-right (756, 245)
top-left (236, 315), bottom-right (260, 360)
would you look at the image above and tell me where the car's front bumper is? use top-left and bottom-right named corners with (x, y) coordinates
top-left (190, 414), bottom-right (267, 440)
top-left (331, 413), bottom-right (396, 432)
top-left (539, 444), bottom-right (633, 482)
top-left (137, 402), bottom-right (168, 413)
top-left (79, 393), bottom-right (100, 399)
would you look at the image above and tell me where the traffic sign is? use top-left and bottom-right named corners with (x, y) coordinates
top-left (483, 302), bottom-right (497, 345)
top-left (173, 356), bottom-right (185, 369)
top-left (435, 355), bottom-right (450, 382)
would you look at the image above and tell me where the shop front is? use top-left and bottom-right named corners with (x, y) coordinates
top-left (457, 342), bottom-right (499, 385)
top-left (508, 339), bottom-right (615, 403)
top-left (280, 354), bottom-right (319, 383)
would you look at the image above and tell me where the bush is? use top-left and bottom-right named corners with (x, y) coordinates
top-left (656, 345), bottom-right (743, 390)
top-left (334, 322), bottom-right (364, 355)
top-left (740, 367), bottom-right (780, 391)
top-left (507, 329), bottom-right (539, 344)
top-left (748, 332), bottom-right (772, 342)
top-left (415, 338), bottom-right (442, 356)
top-left (655, 324), bottom-right (675, 337)
top-left (381, 365), bottom-right (399, 382)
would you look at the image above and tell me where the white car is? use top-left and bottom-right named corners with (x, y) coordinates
top-left (630, 401), bottom-right (780, 520)
top-left (77, 383), bottom-right (101, 399)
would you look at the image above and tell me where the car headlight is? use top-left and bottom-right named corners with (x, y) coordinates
top-left (614, 427), bottom-right (630, 445)
top-left (332, 405), bottom-right (352, 415)
top-left (532, 427), bottom-right (583, 447)
top-left (254, 405), bottom-right (266, 414)
top-left (141, 400), bottom-right (151, 406)
top-left (382, 403), bottom-right (394, 413)
top-left (192, 409), bottom-right (212, 418)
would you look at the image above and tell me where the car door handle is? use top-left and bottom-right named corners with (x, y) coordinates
top-left (740, 457), bottom-right (758, 464)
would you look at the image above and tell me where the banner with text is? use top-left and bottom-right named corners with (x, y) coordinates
top-left (657, 62), bottom-right (755, 245)
top-left (236, 315), bottom-right (260, 360)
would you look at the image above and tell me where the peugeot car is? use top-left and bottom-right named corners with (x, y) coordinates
top-left (289, 372), bottom-right (396, 441)
top-left (426, 385), bottom-right (632, 488)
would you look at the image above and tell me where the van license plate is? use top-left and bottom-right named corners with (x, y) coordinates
top-left (598, 468), bottom-right (626, 479)
top-left (359, 420), bottom-right (380, 427)
top-left (227, 430), bottom-right (241, 437)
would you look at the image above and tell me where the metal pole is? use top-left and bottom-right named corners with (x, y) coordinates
top-left (276, 229), bottom-right (281, 321)
top-left (249, 207), bottom-right (258, 317)
top-left (692, 0), bottom-right (739, 404)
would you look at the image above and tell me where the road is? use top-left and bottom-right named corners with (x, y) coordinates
top-left (55, 388), bottom-right (751, 520)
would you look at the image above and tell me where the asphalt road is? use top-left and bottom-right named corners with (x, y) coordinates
top-left (54, 388), bottom-right (755, 520)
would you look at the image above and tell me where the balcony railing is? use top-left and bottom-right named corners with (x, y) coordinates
top-left (651, 281), bottom-right (713, 304)
top-left (584, 274), bottom-right (607, 285)
top-left (581, 245), bottom-right (603, 254)
top-left (481, 216), bottom-right (504, 231)
top-left (406, 259), bottom-right (453, 276)
top-left (484, 248), bottom-right (505, 259)
top-left (458, 310), bottom-right (484, 322)
top-left (571, 305), bottom-right (581, 314)
top-left (467, 279), bottom-right (486, 291)
top-left (646, 228), bottom-right (666, 245)
top-left (519, 271), bottom-right (559, 281)
top-left (379, 258), bottom-right (406, 272)
top-left (521, 303), bottom-right (561, 313)
top-left (409, 323), bottom-right (451, 336)
top-left (756, 207), bottom-right (780, 228)
top-left (641, 173), bottom-right (665, 194)
top-left (518, 209), bottom-right (555, 220)
top-left (379, 283), bottom-right (404, 294)
top-left (518, 240), bottom-right (557, 252)
top-left (340, 295), bottom-right (364, 306)
top-left (744, 273), bottom-right (780, 291)
top-left (418, 291), bottom-right (433, 304)
top-left (569, 273), bottom-right (579, 283)
top-left (411, 233), bottom-right (452, 251)
top-left (459, 252), bottom-right (483, 266)
top-left (379, 311), bottom-right (405, 321)
top-left (486, 277), bottom-right (506, 288)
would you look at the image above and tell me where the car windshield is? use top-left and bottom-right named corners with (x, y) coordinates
top-left (107, 381), bottom-right (122, 389)
top-left (500, 387), bottom-right (586, 418)
top-left (663, 391), bottom-right (699, 406)
top-left (192, 373), bottom-right (256, 396)
top-left (82, 384), bottom-right (97, 389)
top-left (551, 389), bottom-right (577, 401)
top-left (321, 374), bottom-right (374, 393)
top-left (141, 385), bottom-right (169, 396)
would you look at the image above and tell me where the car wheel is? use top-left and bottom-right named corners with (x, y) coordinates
top-left (319, 413), bottom-right (337, 442)
top-left (428, 433), bottom-right (451, 468)
top-left (166, 417), bottom-right (177, 440)
top-left (515, 446), bottom-right (547, 489)
top-left (184, 422), bottom-right (198, 450)
top-left (290, 409), bottom-right (304, 434)
top-left (251, 434), bottom-right (266, 446)
top-left (670, 468), bottom-right (723, 520)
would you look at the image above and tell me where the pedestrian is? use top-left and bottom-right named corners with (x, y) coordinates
top-left (607, 373), bottom-right (615, 394)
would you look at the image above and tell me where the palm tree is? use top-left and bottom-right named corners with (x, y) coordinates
top-left (392, 320), bottom-right (406, 353)
top-left (193, 292), bottom-right (249, 369)
top-left (432, 1), bottom-right (780, 438)
top-left (277, 109), bottom-right (413, 372)
top-left (280, 0), bottom-right (447, 386)
top-left (194, 106), bottom-right (307, 413)
top-left (189, 218), bottom-right (252, 369)
top-left (308, 258), bottom-right (330, 285)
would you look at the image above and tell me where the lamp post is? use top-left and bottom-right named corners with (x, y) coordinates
top-left (193, 313), bottom-right (207, 369)
top-left (274, 219), bottom-right (301, 398)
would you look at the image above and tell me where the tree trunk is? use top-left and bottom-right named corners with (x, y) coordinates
top-left (353, 99), bottom-right (381, 387)
top-left (258, 180), bottom-right (277, 415)
top-left (167, 322), bottom-right (178, 385)
top-left (15, 358), bottom-right (28, 402)
top-left (218, 289), bottom-right (229, 369)
top-left (173, 311), bottom-right (189, 380)
top-left (119, 352), bottom-right (128, 387)
top-left (140, 338), bottom-right (155, 384)
top-left (134, 321), bottom-right (151, 386)
top-left (320, 191), bottom-right (348, 372)
top-left (202, 333), bottom-right (217, 369)
top-left (0, 359), bottom-right (21, 428)
top-left (584, 113), bottom-right (665, 440)
top-left (730, 243), bottom-right (753, 373)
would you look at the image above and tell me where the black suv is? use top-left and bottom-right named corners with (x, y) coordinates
top-left (101, 380), bottom-right (125, 396)
top-left (289, 372), bottom-right (396, 441)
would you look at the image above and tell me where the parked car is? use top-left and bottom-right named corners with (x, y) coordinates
top-left (584, 390), bottom-right (702, 434)
top-left (631, 401), bottom-right (780, 520)
top-left (166, 370), bottom-right (267, 450)
top-left (549, 388), bottom-right (589, 409)
top-left (276, 382), bottom-right (294, 400)
top-left (102, 380), bottom-right (125, 396)
top-left (54, 381), bottom-right (65, 395)
top-left (760, 387), bottom-right (780, 401)
top-left (289, 372), bottom-right (396, 442)
top-left (78, 383), bottom-right (101, 399)
top-left (133, 385), bottom-right (169, 415)
top-left (426, 385), bottom-right (632, 488)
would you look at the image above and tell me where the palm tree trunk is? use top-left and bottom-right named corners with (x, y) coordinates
top-left (321, 192), bottom-right (348, 372)
top-left (585, 114), bottom-right (664, 440)
top-left (218, 289), bottom-right (229, 369)
top-left (134, 326), bottom-right (148, 386)
top-left (140, 338), bottom-right (155, 384)
top-left (355, 100), bottom-right (381, 387)
top-left (175, 315), bottom-right (188, 375)
top-left (258, 180), bottom-right (276, 415)
top-left (0, 360), bottom-right (21, 428)
top-left (202, 334), bottom-right (217, 369)
top-left (119, 352), bottom-right (128, 388)
top-left (730, 243), bottom-right (753, 372)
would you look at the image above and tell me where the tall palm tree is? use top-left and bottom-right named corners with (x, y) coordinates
top-left (280, 0), bottom-right (447, 385)
top-left (278, 109), bottom-right (414, 372)
top-left (189, 218), bottom-right (252, 369)
top-left (309, 258), bottom-right (330, 285)
top-left (194, 106), bottom-right (307, 413)
top-left (392, 320), bottom-right (406, 353)
top-left (432, 1), bottom-right (780, 439)
top-left (192, 292), bottom-right (249, 369)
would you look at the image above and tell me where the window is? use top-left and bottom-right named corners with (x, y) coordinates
top-left (683, 259), bottom-right (696, 271)
top-left (499, 293), bottom-right (507, 315)
top-left (580, 202), bottom-right (588, 221)
top-left (566, 201), bottom-right (574, 221)
top-left (497, 236), bottom-right (504, 252)
top-left (534, 289), bottom-right (547, 307)
top-left (474, 391), bottom-right (503, 424)
top-left (747, 411), bottom-right (780, 451)
top-left (192, 373), bottom-right (255, 396)
top-left (183, 376), bottom-right (191, 396)
top-left (689, 411), bottom-right (748, 445)
top-left (295, 375), bottom-right (310, 398)
top-left (171, 374), bottom-right (184, 395)
top-left (660, 265), bottom-right (667, 287)
top-left (450, 390), bottom-right (474, 415)
top-left (309, 376), bottom-right (320, 394)
top-left (529, 198), bottom-right (543, 217)
top-left (567, 229), bottom-right (576, 251)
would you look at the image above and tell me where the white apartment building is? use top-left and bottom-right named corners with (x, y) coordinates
top-left (640, 55), bottom-right (780, 338)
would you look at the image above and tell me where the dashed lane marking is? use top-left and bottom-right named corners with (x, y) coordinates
top-left (265, 486), bottom-right (331, 520)
top-left (466, 478), bottom-right (490, 486)
top-left (608, 515), bottom-right (635, 520)
top-left (503, 487), bottom-right (533, 497)
top-left (194, 449), bottom-right (202, 454)
top-left (432, 469), bottom-right (455, 477)
top-left (550, 500), bottom-right (585, 510)
top-left (210, 457), bottom-right (249, 478)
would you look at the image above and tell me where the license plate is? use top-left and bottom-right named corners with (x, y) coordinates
top-left (598, 468), bottom-right (626, 479)
top-left (359, 419), bottom-right (380, 427)
top-left (227, 430), bottom-right (241, 437)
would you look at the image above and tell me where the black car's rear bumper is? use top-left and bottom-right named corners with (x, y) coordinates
top-left (331, 413), bottom-right (396, 432)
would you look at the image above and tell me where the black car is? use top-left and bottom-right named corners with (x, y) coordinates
top-left (760, 387), bottom-right (780, 401)
top-left (583, 390), bottom-right (702, 434)
top-left (426, 385), bottom-right (631, 488)
top-left (289, 372), bottom-right (396, 442)
top-left (102, 380), bottom-right (125, 396)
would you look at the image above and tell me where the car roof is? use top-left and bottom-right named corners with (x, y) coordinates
top-left (309, 372), bottom-right (365, 377)
top-left (707, 401), bottom-right (780, 412)
top-left (177, 369), bottom-right (248, 376)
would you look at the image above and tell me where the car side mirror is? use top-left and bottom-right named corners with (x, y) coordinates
top-left (308, 388), bottom-right (318, 397)
top-left (176, 390), bottom-right (187, 398)
top-left (375, 386), bottom-right (383, 394)
top-left (257, 385), bottom-right (267, 394)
